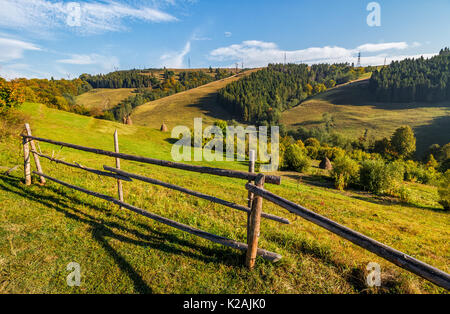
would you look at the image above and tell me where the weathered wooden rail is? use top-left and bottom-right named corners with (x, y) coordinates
top-left (245, 183), bottom-right (450, 290)
top-left (20, 124), bottom-right (450, 290)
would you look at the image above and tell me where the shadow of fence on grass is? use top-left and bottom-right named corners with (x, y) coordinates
top-left (0, 174), bottom-right (245, 293)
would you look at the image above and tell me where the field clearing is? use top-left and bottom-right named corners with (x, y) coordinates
top-left (0, 102), bottom-right (448, 294)
top-left (76, 88), bottom-right (136, 111)
top-left (131, 69), bottom-right (260, 129)
top-left (281, 80), bottom-right (450, 155)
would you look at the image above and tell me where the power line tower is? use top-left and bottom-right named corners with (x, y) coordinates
top-left (356, 52), bottom-right (361, 68)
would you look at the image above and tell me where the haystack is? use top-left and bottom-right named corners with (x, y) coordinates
top-left (319, 157), bottom-right (332, 170)
top-left (126, 116), bottom-right (133, 125)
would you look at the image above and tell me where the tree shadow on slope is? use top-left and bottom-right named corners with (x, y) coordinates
top-left (413, 115), bottom-right (450, 157)
top-left (0, 175), bottom-right (246, 293)
top-left (186, 94), bottom-right (242, 123)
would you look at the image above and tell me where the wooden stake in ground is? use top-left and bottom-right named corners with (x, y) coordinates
top-left (247, 150), bottom-right (256, 245)
top-left (24, 124), bottom-right (45, 185)
top-left (246, 173), bottom-right (265, 269)
top-left (114, 130), bottom-right (124, 208)
top-left (22, 137), bottom-right (31, 186)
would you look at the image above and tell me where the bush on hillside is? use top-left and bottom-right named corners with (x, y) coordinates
top-left (438, 170), bottom-right (450, 210)
top-left (284, 144), bottom-right (311, 173)
top-left (359, 160), bottom-right (404, 194)
top-left (331, 155), bottom-right (360, 191)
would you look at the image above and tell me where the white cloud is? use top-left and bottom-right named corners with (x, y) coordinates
top-left (357, 42), bottom-right (408, 52)
top-left (0, 0), bottom-right (178, 36)
top-left (57, 54), bottom-right (120, 71)
top-left (0, 37), bottom-right (41, 62)
top-left (0, 63), bottom-right (52, 79)
top-left (160, 41), bottom-right (191, 68)
top-left (209, 41), bottom-right (428, 67)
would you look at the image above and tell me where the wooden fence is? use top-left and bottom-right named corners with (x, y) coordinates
top-left (20, 124), bottom-right (450, 290)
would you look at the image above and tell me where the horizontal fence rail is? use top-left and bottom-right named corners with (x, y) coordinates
top-left (103, 165), bottom-right (289, 225)
top-left (34, 171), bottom-right (282, 262)
top-left (31, 150), bottom-right (132, 182)
top-left (22, 135), bottom-right (281, 185)
top-left (246, 183), bottom-right (450, 290)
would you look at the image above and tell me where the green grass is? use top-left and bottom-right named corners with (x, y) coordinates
top-left (0, 103), bottom-right (449, 294)
top-left (281, 79), bottom-right (450, 156)
top-left (131, 69), bottom-right (260, 130)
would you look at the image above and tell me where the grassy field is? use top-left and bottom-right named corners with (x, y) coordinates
top-left (131, 69), bottom-right (260, 129)
top-left (76, 88), bottom-right (136, 111)
top-left (281, 79), bottom-right (450, 156)
top-left (0, 102), bottom-right (448, 294)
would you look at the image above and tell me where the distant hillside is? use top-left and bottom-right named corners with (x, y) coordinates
top-left (216, 63), bottom-right (374, 125)
top-left (131, 69), bottom-right (260, 129)
top-left (76, 88), bottom-right (135, 112)
top-left (281, 79), bottom-right (450, 156)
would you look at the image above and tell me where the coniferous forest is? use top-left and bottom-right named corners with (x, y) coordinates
top-left (369, 48), bottom-right (450, 102)
top-left (217, 63), bottom-right (371, 125)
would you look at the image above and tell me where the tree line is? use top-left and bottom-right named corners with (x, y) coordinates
top-left (217, 63), bottom-right (371, 125)
top-left (2, 77), bottom-right (92, 114)
top-left (369, 48), bottom-right (450, 103)
top-left (79, 70), bottom-right (158, 89)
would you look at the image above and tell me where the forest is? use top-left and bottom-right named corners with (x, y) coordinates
top-left (217, 63), bottom-right (371, 125)
top-left (369, 48), bottom-right (450, 102)
top-left (79, 70), bottom-right (158, 89)
top-left (3, 77), bottom-right (92, 114)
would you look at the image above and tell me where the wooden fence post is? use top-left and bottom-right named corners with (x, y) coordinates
top-left (246, 173), bottom-right (265, 269)
top-left (25, 124), bottom-right (46, 185)
top-left (22, 136), bottom-right (31, 186)
top-left (114, 130), bottom-right (124, 208)
top-left (247, 150), bottom-right (256, 245)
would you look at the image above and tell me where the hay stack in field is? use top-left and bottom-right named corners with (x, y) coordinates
top-left (160, 123), bottom-right (168, 132)
top-left (319, 157), bottom-right (332, 170)
top-left (126, 116), bottom-right (133, 125)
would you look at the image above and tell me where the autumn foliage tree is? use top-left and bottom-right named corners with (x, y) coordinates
top-left (0, 78), bottom-right (24, 112)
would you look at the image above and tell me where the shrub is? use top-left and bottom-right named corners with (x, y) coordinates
top-left (284, 144), bottom-right (311, 173)
top-left (390, 125), bottom-right (416, 159)
top-left (359, 160), bottom-right (404, 194)
top-left (438, 170), bottom-right (450, 210)
top-left (331, 155), bottom-right (360, 190)
top-left (402, 160), bottom-right (435, 184)
top-left (306, 145), bottom-right (319, 159)
top-left (304, 137), bottom-right (320, 148)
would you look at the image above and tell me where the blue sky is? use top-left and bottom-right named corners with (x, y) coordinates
top-left (0, 0), bottom-right (449, 79)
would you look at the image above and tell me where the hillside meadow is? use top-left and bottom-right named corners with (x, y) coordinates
top-left (281, 80), bottom-right (450, 156)
top-left (76, 88), bottom-right (136, 112)
top-left (131, 69), bottom-right (260, 130)
top-left (0, 102), bottom-right (448, 294)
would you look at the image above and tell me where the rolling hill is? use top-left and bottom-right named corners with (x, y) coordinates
top-left (281, 79), bottom-right (450, 156)
top-left (76, 88), bottom-right (135, 111)
top-left (131, 69), bottom-right (260, 129)
top-left (0, 102), bottom-right (448, 293)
